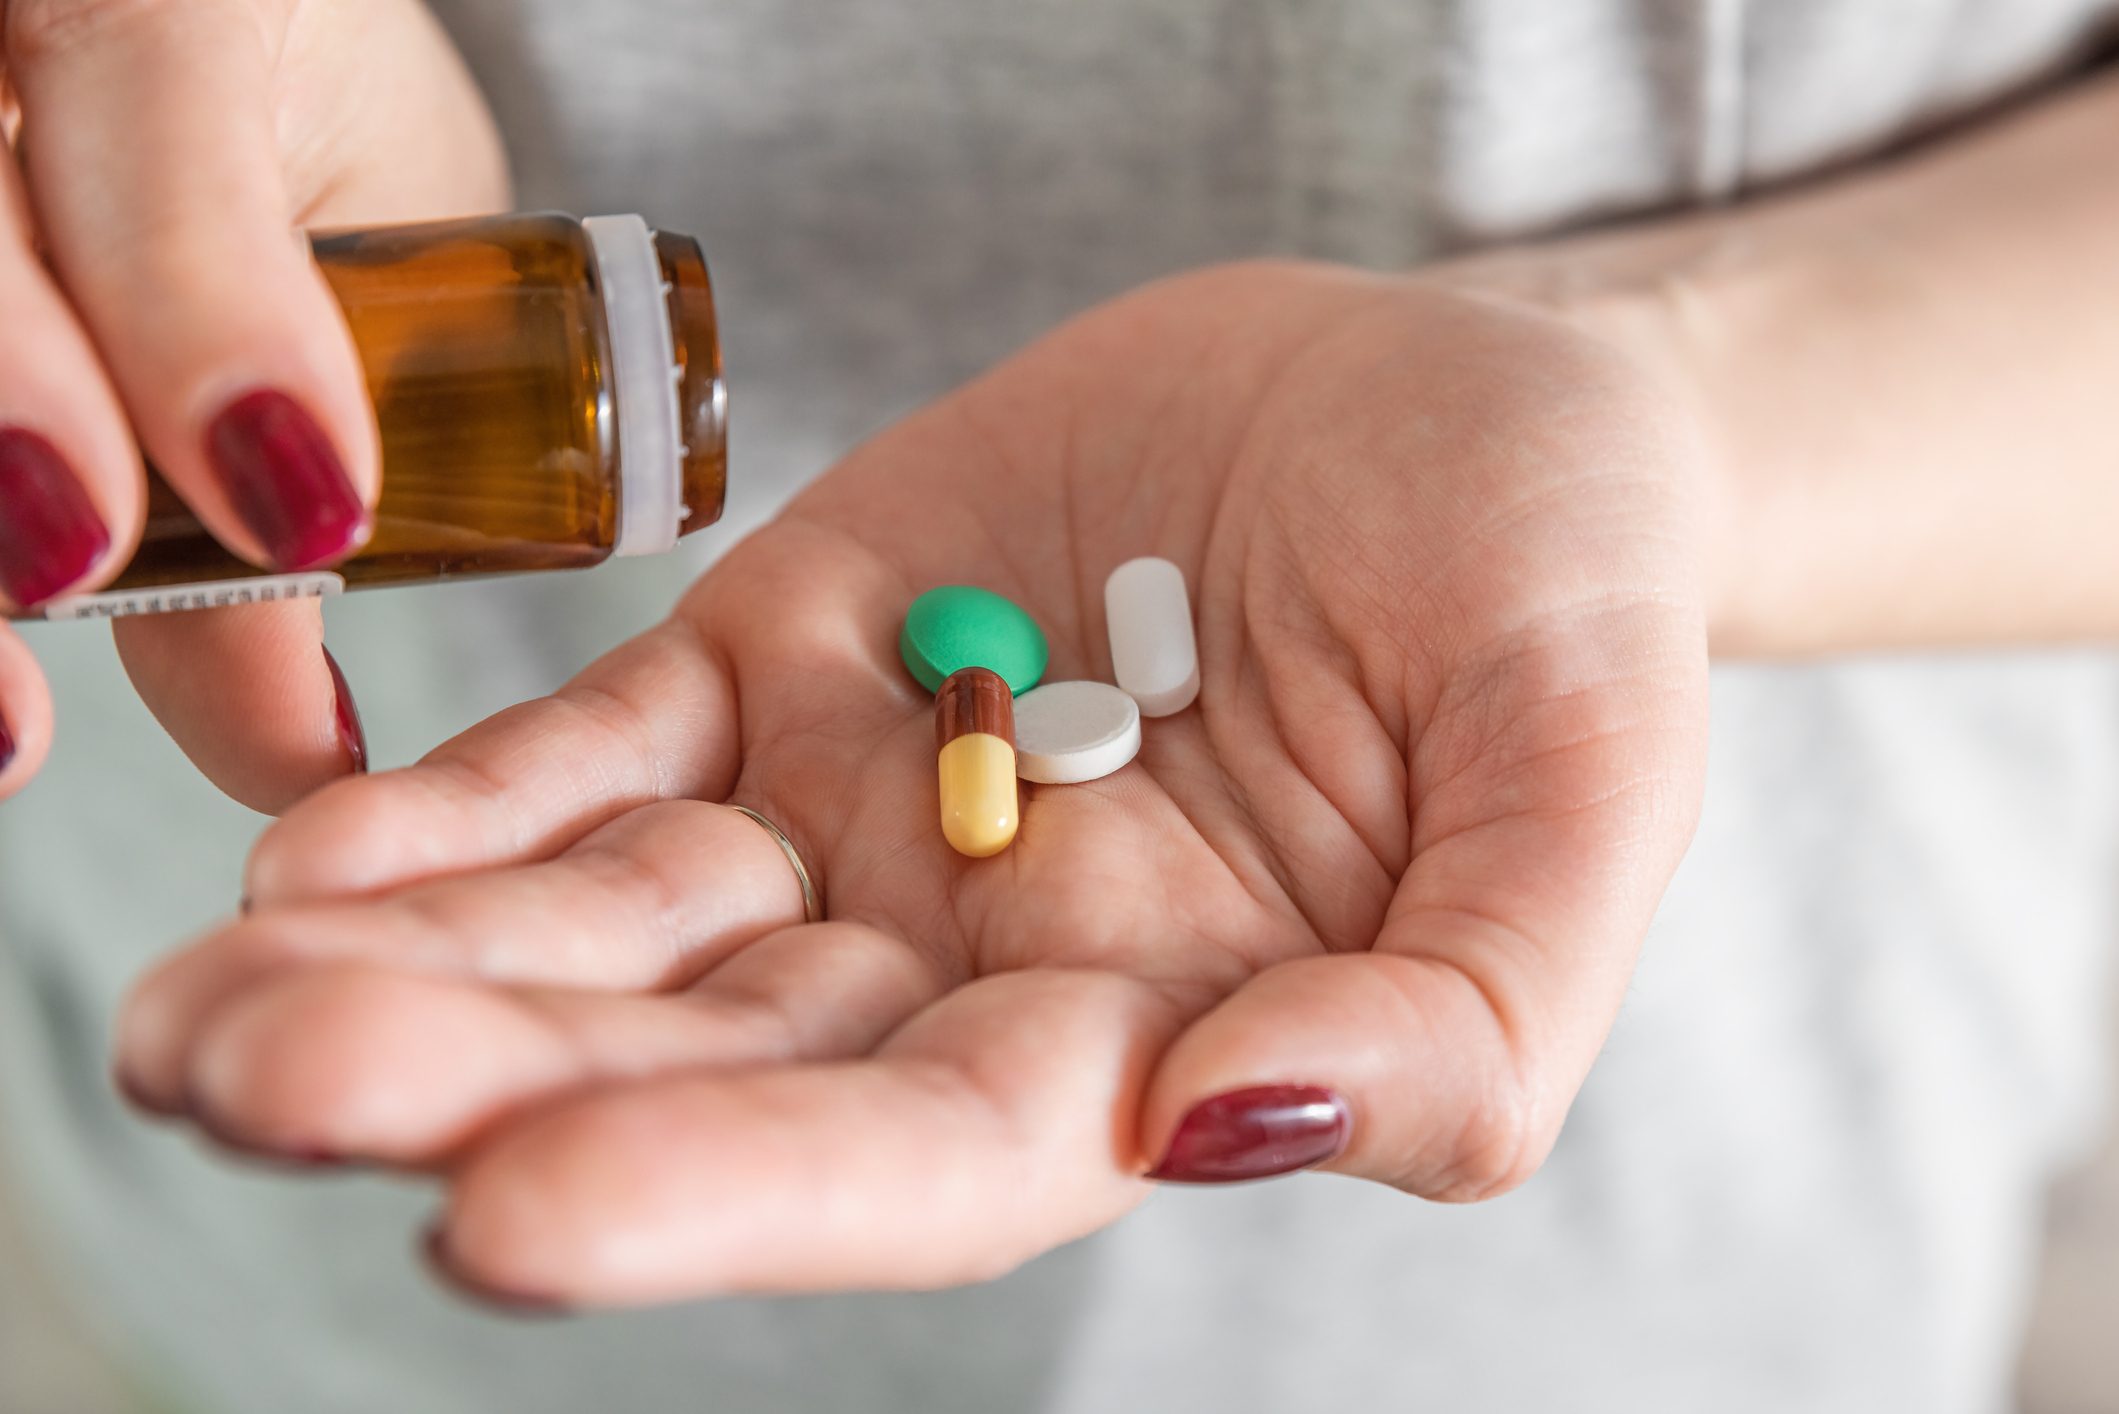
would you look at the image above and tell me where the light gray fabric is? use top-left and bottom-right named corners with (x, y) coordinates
top-left (4, 3), bottom-right (2119, 1410)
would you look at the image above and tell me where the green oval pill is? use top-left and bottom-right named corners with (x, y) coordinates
top-left (900, 586), bottom-right (1049, 695)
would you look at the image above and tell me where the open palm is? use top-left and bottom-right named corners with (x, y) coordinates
top-left (118, 261), bottom-right (1712, 1308)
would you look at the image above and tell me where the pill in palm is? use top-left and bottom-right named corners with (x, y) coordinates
top-left (1013, 680), bottom-right (1142, 784)
top-left (1103, 556), bottom-right (1199, 716)
top-left (901, 586), bottom-right (1049, 695)
top-left (935, 666), bottom-right (1020, 857)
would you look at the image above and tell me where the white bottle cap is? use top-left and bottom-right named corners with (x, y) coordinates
top-left (583, 214), bottom-right (684, 558)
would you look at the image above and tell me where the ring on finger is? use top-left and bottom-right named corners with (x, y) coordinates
top-left (729, 804), bottom-right (823, 925)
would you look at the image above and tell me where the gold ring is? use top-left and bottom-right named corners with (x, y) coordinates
top-left (729, 805), bottom-right (823, 925)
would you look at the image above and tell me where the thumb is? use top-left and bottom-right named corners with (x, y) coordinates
top-left (114, 600), bottom-right (363, 814)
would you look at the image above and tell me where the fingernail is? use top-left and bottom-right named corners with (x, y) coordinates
top-left (0, 427), bottom-right (112, 608)
top-left (215, 1141), bottom-right (345, 1171)
top-left (204, 390), bottom-right (368, 570)
top-left (111, 1066), bottom-right (184, 1120)
top-left (324, 645), bottom-right (366, 774)
top-left (421, 1226), bottom-right (572, 1316)
top-left (1148, 1084), bottom-right (1351, 1184)
top-left (183, 1090), bottom-right (346, 1169)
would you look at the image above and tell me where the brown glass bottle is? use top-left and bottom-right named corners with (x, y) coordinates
top-left (30, 212), bottom-right (725, 620)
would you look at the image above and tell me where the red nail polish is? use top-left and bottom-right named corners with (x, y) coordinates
top-left (182, 1091), bottom-right (349, 1170)
top-left (219, 1142), bottom-right (345, 1171)
top-left (421, 1226), bottom-right (572, 1316)
top-left (1148, 1084), bottom-right (1350, 1184)
top-left (324, 646), bottom-right (367, 773)
top-left (0, 427), bottom-right (112, 608)
top-left (204, 390), bottom-right (368, 570)
top-left (112, 1066), bottom-right (184, 1120)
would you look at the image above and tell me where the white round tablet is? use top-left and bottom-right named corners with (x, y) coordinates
top-left (1013, 680), bottom-right (1142, 784)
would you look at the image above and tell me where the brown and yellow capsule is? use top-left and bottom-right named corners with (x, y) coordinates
top-left (935, 667), bottom-right (1019, 857)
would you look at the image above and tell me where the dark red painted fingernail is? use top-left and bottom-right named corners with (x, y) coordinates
top-left (324, 645), bottom-right (366, 774)
top-left (0, 427), bottom-right (111, 608)
top-left (1148, 1084), bottom-right (1350, 1184)
top-left (183, 1091), bottom-right (345, 1169)
top-left (111, 1066), bottom-right (184, 1120)
top-left (422, 1226), bottom-right (572, 1316)
top-left (204, 390), bottom-right (368, 570)
top-left (233, 1143), bottom-right (342, 1170)
top-left (196, 1126), bottom-right (343, 1170)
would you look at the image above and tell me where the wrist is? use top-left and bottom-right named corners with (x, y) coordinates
top-left (1427, 224), bottom-right (1770, 654)
top-left (1431, 71), bottom-right (2119, 655)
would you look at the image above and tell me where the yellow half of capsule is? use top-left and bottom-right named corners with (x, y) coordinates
top-left (938, 732), bottom-right (1019, 858)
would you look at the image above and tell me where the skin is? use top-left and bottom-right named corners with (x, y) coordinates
top-left (126, 262), bottom-right (1716, 1302)
top-left (0, 0), bottom-right (507, 806)
top-left (32, 8), bottom-right (2119, 1307)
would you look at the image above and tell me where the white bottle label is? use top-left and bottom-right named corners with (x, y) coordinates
top-left (42, 572), bottom-right (347, 622)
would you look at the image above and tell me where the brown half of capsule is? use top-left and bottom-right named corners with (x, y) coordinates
top-left (935, 667), bottom-right (1015, 748)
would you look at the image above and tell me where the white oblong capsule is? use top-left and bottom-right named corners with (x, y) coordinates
top-left (1104, 556), bottom-right (1198, 717)
top-left (1014, 680), bottom-right (1142, 784)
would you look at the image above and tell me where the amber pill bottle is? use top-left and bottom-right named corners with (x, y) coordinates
top-left (30, 212), bottom-right (725, 621)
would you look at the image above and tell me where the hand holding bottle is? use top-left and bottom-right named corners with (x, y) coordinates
top-left (0, 0), bottom-right (505, 806)
top-left (117, 260), bottom-right (1716, 1305)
